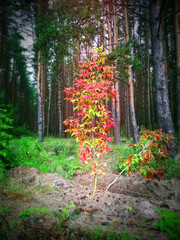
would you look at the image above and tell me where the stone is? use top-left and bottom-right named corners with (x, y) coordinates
top-left (139, 201), bottom-right (156, 219)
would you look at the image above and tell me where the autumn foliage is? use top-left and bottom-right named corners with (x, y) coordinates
top-left (64, 46), bottom-right (115, 181)
top-left (120, 129), bottom-right (174, 180)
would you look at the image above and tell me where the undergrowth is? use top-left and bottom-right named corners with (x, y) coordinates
top-left (7, 137), bottom-right (83, 179)
top-left (156, 209), bottom-right (180, 240)
top-left (0, 134), bottom-right (179, 181)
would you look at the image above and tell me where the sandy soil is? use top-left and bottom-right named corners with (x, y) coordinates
top-left (0, 165), bottom-right (180, 239)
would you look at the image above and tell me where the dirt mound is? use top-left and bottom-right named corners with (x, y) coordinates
top-left (1, 165), bottom-right (180, 239)
top-left (9, 165), bottom-right (73, 189)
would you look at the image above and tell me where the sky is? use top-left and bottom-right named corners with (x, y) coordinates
top-left (12, 1), bottom-right (35, 84)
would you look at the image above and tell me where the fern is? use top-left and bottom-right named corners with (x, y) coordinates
top-left (0, 102), bottom-right (13, 166)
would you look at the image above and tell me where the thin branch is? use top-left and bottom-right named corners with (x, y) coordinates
top-left (114, 76), bottom-right (129, 86)
top-left (126, 6), bottom-right (150, 23)
top-left (103, 136), bottom-right (153, 203)
top-left (137, 136), bottom-right (152, 157)
top-left (103, 167), bottom-right (126, 203)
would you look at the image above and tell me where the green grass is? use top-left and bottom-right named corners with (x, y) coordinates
top-left (107, 138), bottom-right (133, 173)
top-left (87, 226), bottom-right (139, 240)
top-left (4, 135), bottom-right (180, 180)
top-left (156, 209), bottom-right (180, 240)
top-left (8, 136), bottom-right (87, 179)
top-left (8, 136), bottom-right (132, 179)
top-left (163, 158), bottom-right (180, 180)
top-left (19, 206), bottom-right (50, 219)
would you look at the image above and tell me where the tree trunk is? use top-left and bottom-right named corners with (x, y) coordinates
top-left (47, 57), bottom-right (52, 136)
top-left (145, 21), bottom-right (151, 129)
top-left (58, 74), bottom-right (62, 138)
top-left (149, 0), bottom-right (177, 157)
top-left (173, 0), bottom-right (180, 139)
top-left (122, 0), bottom-right (139, 143)
top-left (41, 58), bottom-right (45, 136)
top-left (113, 1), bottom-right (121, 144)
top-left (37, 51), bottom-right (43, 143)
top-left (125, 84), bottom-right (130, 138)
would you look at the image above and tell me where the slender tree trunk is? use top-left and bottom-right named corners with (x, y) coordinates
top-left (149, 0), bottom-right (177, 157)
top-left (86, 21), bottom-right (89, 57)
top-left (41, 59), bottom-right (45, 136)
top-left (47, 57), bottom-right (52, 136)
top-left (145, 22), bottom-right (151, 129)
top-left (37, 51), bottom-right (43, 143)
top-left (122, 0), bottom-right (139, 143)
top-left (107, 3), bottom-right (116, 139)
top-left (103, 15), bottom-right (106, 49)
top-left (97, 20), bottom-right (101, 48)
top-left (125, 85), bottom-right (130, 138)
top-left (11, 58), bottom-right (16, 105)
top-left (173, 0), bottom-right (180, 139)
top-left (58, 73), bottom-right (62, 138)
top-left (72, 42), bottom-right (76, 118)
top-left (77, 39), bottom-right (81, 71)
top-left (113, 1), bottom-right (121, 144)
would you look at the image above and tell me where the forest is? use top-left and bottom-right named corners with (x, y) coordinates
top-left (0, 0), bottom-right (180, 239)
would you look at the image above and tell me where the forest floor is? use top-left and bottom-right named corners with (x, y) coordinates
top-left (1, 164), bottom-right (180, 239)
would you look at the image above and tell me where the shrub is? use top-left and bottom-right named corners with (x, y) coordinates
top-left (12, 123), bottom-right (31, 137)
top-left (119, 129), bottom-right (174, 180)
top-left (156, 209), bottom-right (180, 240)
top-left (0, 102), bottom-right (13, 168)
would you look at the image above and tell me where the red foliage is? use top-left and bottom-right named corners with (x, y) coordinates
top-left (64, 46), bottom-right (116, 177)
top-left (124, 129), bottom-right (174, 180)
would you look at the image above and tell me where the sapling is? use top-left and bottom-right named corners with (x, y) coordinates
top-left (64, 46), bottom-right (116, 197)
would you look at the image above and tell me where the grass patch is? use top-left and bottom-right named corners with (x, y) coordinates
top-left (8, 136), bottom-right (88, 179)
top-left (19, 206), bottom-right (50, 219)
top-left (163, 158), bottom-right (180, 180)
top-left (3, 135), bottom-right (180, 180)
top-left (86, 226), bottom-right (139, 240)
top-left (106, 138), bottom-right (133, 173)
top-left (156, 209), bottom-right (180, 240)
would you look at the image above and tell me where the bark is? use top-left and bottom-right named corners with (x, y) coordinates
top-left (113, 1), bottom-right (121, 144)
top-left (107, 3), bottom-right (115, 137)
top-left (113, 81), bottom-right (121, 144)
top-left (37, 0), bottom-right (48, 141)
top-left (97, 20), bottom-right (101, 48)
top-left (47, 57), bottom-right (52, 136)
top-left (37, 51), bottom-right (43, 143)
top-left (11, 58), bottom-right (16, 105)
top-left (86, 21), bottom-right (89, 57)
top-left (173, 0), bottom-right (180, 138)
top-left (125, 85), bottom-right (130, 138)
top-left (72, 42), bottom-right (76, 118)
top-left (145, 22), bottom-right (151, 129)
top-left (103, 15), bottom-right (106, 48)
top-left (122, 0), bottom-right (139, 143)
top-left (41, 58), bottom-right (45, 136)
top-left (107, 1), bottom-right (121, 144)
top-left (58, 75), bottom-right (62, 138)
top-left (149, 0), bottom-right (177, 157)
top-left (77, 39), bottom-right (81, 71)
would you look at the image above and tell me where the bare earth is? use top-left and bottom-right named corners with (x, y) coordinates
top-left (1, 165), bottom-right (180, 239)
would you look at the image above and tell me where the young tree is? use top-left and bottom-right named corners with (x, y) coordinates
top-left (64, 47), bottom-right (115, 197)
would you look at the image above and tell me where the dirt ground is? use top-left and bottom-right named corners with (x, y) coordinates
top-left (1, 165), bottom-right (180, 239)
